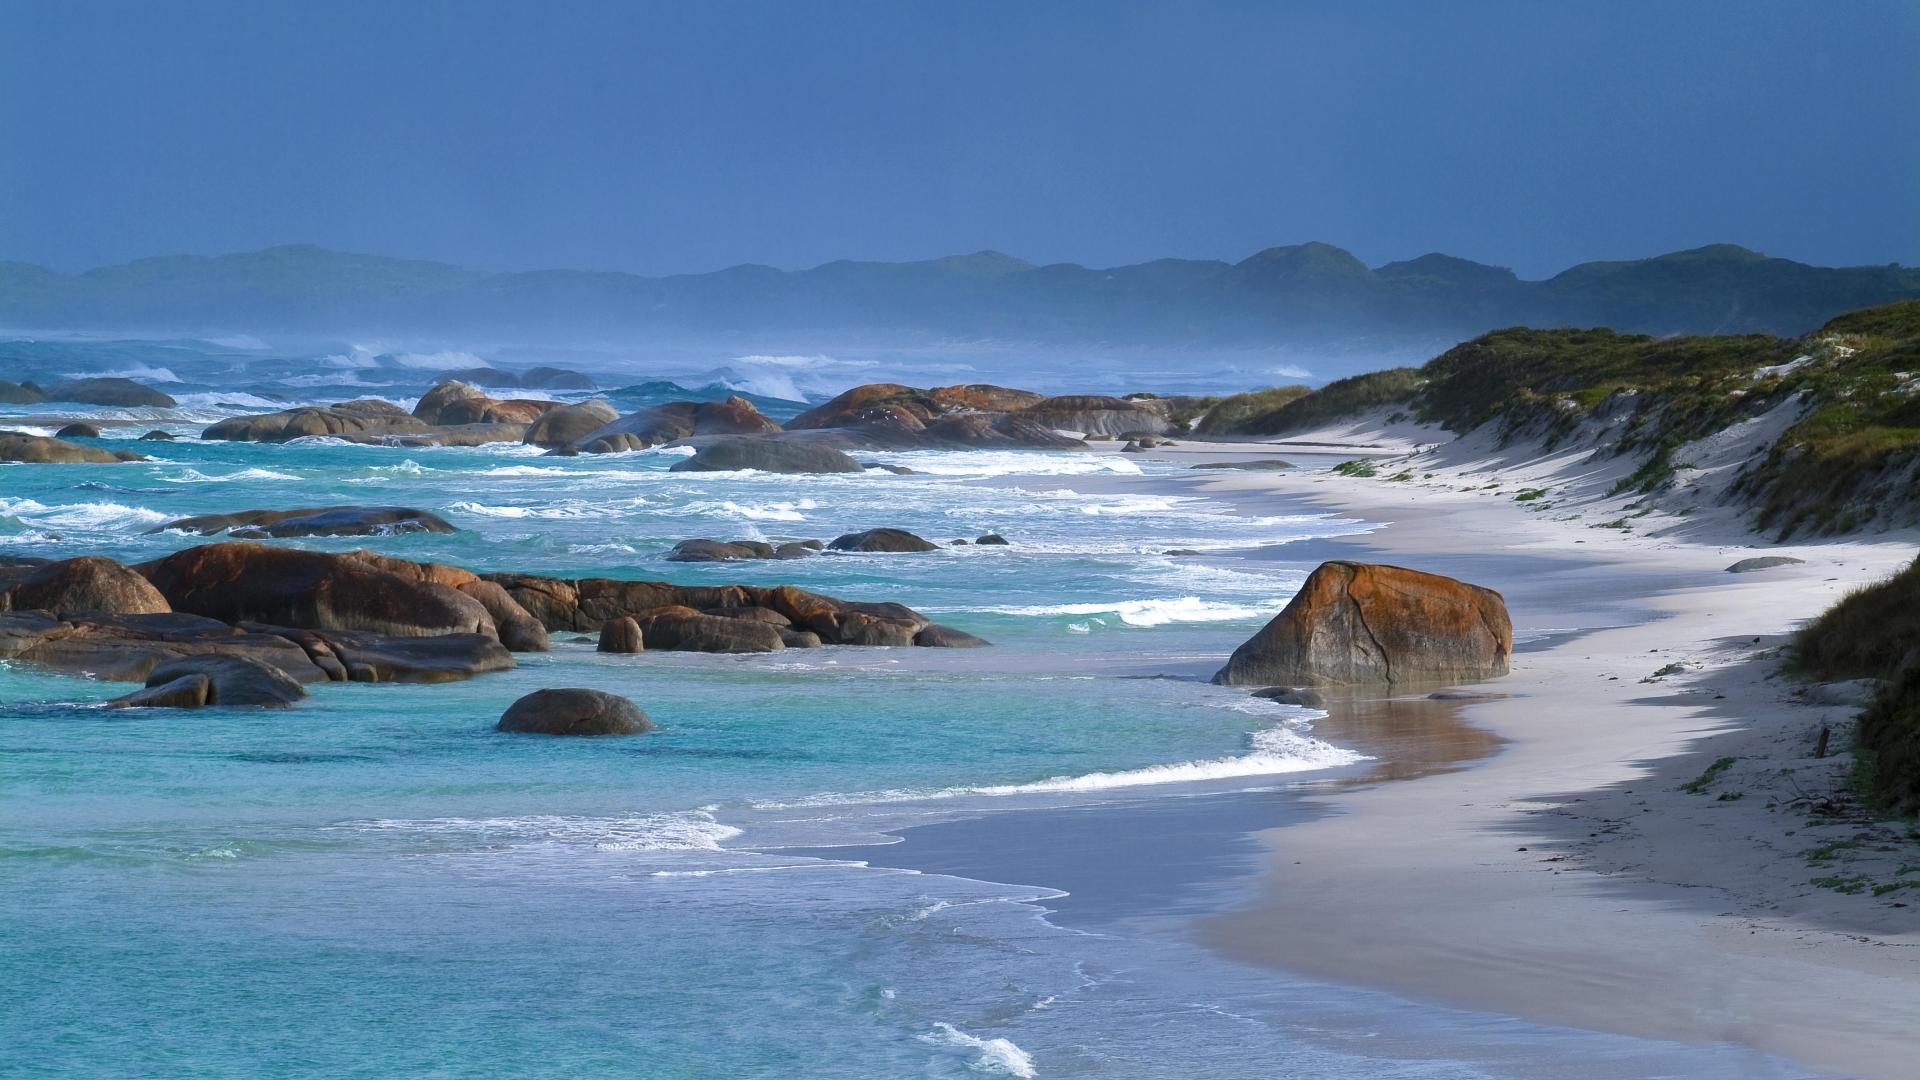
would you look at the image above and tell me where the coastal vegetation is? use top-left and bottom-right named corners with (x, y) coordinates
top-left (1797, 556), bottom-right (1920, 816)
top-left (1198, 298), bottom-right (1920, 538)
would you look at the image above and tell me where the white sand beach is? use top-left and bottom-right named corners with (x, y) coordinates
top-left (1117, 425), bottom-right (1920, 1078)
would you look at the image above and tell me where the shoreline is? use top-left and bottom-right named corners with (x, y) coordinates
top-left (1127, 438), bottom-right (1920, 1077)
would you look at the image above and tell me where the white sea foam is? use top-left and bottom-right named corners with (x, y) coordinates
top-left (718, 499), bottom-right (812, 522)
top-left (336, 811), bottom-right (742, 852)
top-left (920, 1023), bottom-right (1037, 1078)
top-left (65, 364), bottom-right (181, 382)
top-left (977, 596), bottom-right (1273, 627)
top-left (875, 452), bottom-right (1143, 478)
top-left (158, 467), bottom-right (302, 484)
top-left (757, 725), bottom-right (1362, 810)
top-left (169, 391), bottom-right (288, 410)
top-left (0, 497), bottom-right (171, 531)
top-left (477, 465), bottom-right (594, 478)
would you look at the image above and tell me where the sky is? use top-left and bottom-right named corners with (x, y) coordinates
top-left (1, 0), bottom-right (1915, 279)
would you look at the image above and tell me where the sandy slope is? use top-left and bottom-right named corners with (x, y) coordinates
top-left (1124, 425), bottom-right (1920, 1078)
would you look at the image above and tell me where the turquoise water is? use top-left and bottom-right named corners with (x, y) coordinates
top-left (1, 341), bottom-right (1823, 1078)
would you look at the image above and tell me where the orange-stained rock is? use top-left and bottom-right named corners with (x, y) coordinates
top-left (1214, 561), bottom-right (1511, 687)
top-left (0, 556), bottom-right (171, 615)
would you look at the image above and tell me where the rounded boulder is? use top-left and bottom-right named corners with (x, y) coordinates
top-left (497, 688), bottom-right (653, 736)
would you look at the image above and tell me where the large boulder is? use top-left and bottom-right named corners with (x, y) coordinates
top-left (523, 400), bottom-right (620, 448)
top-left (633, 605), bottom-right (786, 652)
top-left (43, 377), bottom-right (177, 408)
top-left (109, 673), bottom-right (212, 709)
top-left (0, 556), bottom-right (171, 615)
top-left (498, 688), bottom-right (652, 736)
top-left (412, 381), bottom-right (557, 426)
top-left (1016, 395), bottom-right (1173, 437)
top-left (597, 616), bottom-right (642, 653)
top-left (0, 379), bottom-right (46, 404)
top-left (667, 539), bottom-right (777, 562)
top-left (54, 422), bottom-right (101, 439)
top-left (828, 528), bottom-right (938, 553)
top-left (138, 654), bottom-right (307, 706)
top-left (151, 506), bottom-right (457, 539)
top-left (137, 543), bottom-right (498, 640)
top-left (201, 399), bottom-right (428, 442)
top-left (0, 432), bottom-right (143, 463)
top-left (669, 437), bottom-right (865, 474)
top-left (577, 396), bottom-right (781, 453)
top-left (783, 382), bottom-right (1080, 450)
top-left (1214, 561), bottom-right (1512, 687)
top-left (455, 579), bottom-right (550, 652)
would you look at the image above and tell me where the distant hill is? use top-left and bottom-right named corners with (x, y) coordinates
top-left (1, 242), bottom-right (1914, 346)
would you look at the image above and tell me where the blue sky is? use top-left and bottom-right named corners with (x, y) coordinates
top-left (2, 0), bottom-right (1914, 277)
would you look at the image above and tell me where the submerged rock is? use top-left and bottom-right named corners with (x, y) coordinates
top-left (139, 429), bottom-right (177, 441)
top-left (1252, 686), bottom-right (1326, 708)
top-left (0, 432), bottom-right (143, 463)
top-left (54, 422), bottom-right (102, 439)
top-left (44, 377), bottom-right (176, 408)
top-left (1215, 561), bottom-right (1512, 687)
top-left (139, 654), bottom-right (308, 707)
top-left (913, 624), bottom-right (991, 648)
top-left (151, 506), bottom-right (457, 539)
top-left (497, 688), bottom-right (652, 736)
top-left (110, 673), bottom-right (213, 709)
top-left (828, 528), bottom-right (939, 553)
top-left (201, 399), bottom-right (428, 442)
top-left (669, 437), bottom-right (865, 474)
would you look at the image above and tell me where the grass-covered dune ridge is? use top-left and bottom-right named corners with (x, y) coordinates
top-left (1200, 299), bottom-right (1920, 538)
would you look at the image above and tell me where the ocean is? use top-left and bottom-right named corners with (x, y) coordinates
top-left (0, 337), bottom-right (1823, 1078)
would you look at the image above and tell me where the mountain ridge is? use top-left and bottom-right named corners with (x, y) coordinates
top-left (2, 241), bottom-right (1914, 347)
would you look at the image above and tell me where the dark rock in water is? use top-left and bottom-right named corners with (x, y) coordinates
top-left (45, 377), bottom-right (177, 408)
top-left (951, 539), bottom-right (969, 545)
top-left (439, 366), bottom-right (523, 387)
top-left (0, 379), bottom-right (46, 404)
top-left (1163, 549), bottom-right (1202, 556)
top-left (1121, 440), bottom-right (1147, 453)
top-left (522, 366), bottom-right (597, 390)
top-left (860, 461), bottom-right (916, 475)
top-left (54, 422), bottom-right (102, 439)
top-left (1252, 686), bottom-right (1326, 708)
top-left (779, 628), bottom-right (823, 648)
top-left (413, 380), bottom-right (557, 426)
top-left (497, 688), bottom-right (652, 736)
top-left (139, 429), bottom-right (177, 441)
top-left (140, 654), bottom-right (307, 706)
top-left (0, 432), bottom-right (144, 463)
top-left (1190, 459), bottom-right (1295, 471)
top-left (828, 528), bottom-right (938, 553)
top-left (1726, 556), bottom-right (1806, 573)
top-left (914, 624), bottom-right (990, 647)
top-left (478, 571), bottom-right (982, 648)
top-left (598, 616), bottom-right (643, 654)
top-left (201, 399), bottom-right (429, 442)
top-left (669, 437), bottom-right (865, 474)
top-left (704, 606), bottom-right (791, 626)
top-left (0, 610), bottom-right (330, 683)
top-left (139, 543), bottom-right (499, 641)
top-left (633, 605), bottom-right (786, 652)
top-left (974, 533), bottom-right (1009, 546)
top-left (524, 400), bottom-right (620, 448)
top-left (667, 539), bottom-right (777, 562)
top-left (455, 579), bottom-right (550, 653)
top-left (109, 673), bottom-right (212, 709)
top-left (1427, 690), bottom-right (1510, 702)
top-left (0, 555), bottom-right (171, 615)
top-left (774, 542), bottom-right (819, 560)
top-left (328, 630), bottom-right (513, 682)
top-left (151, 506), bottom-right (457, 539)
top-left (1215, 561), bottom-right (1512, 687)
top-left (578, 396), bottom-right (780, 453)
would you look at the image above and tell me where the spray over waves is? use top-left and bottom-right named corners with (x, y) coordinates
top-left (920, 1023), bottom-right (1038, 1078)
